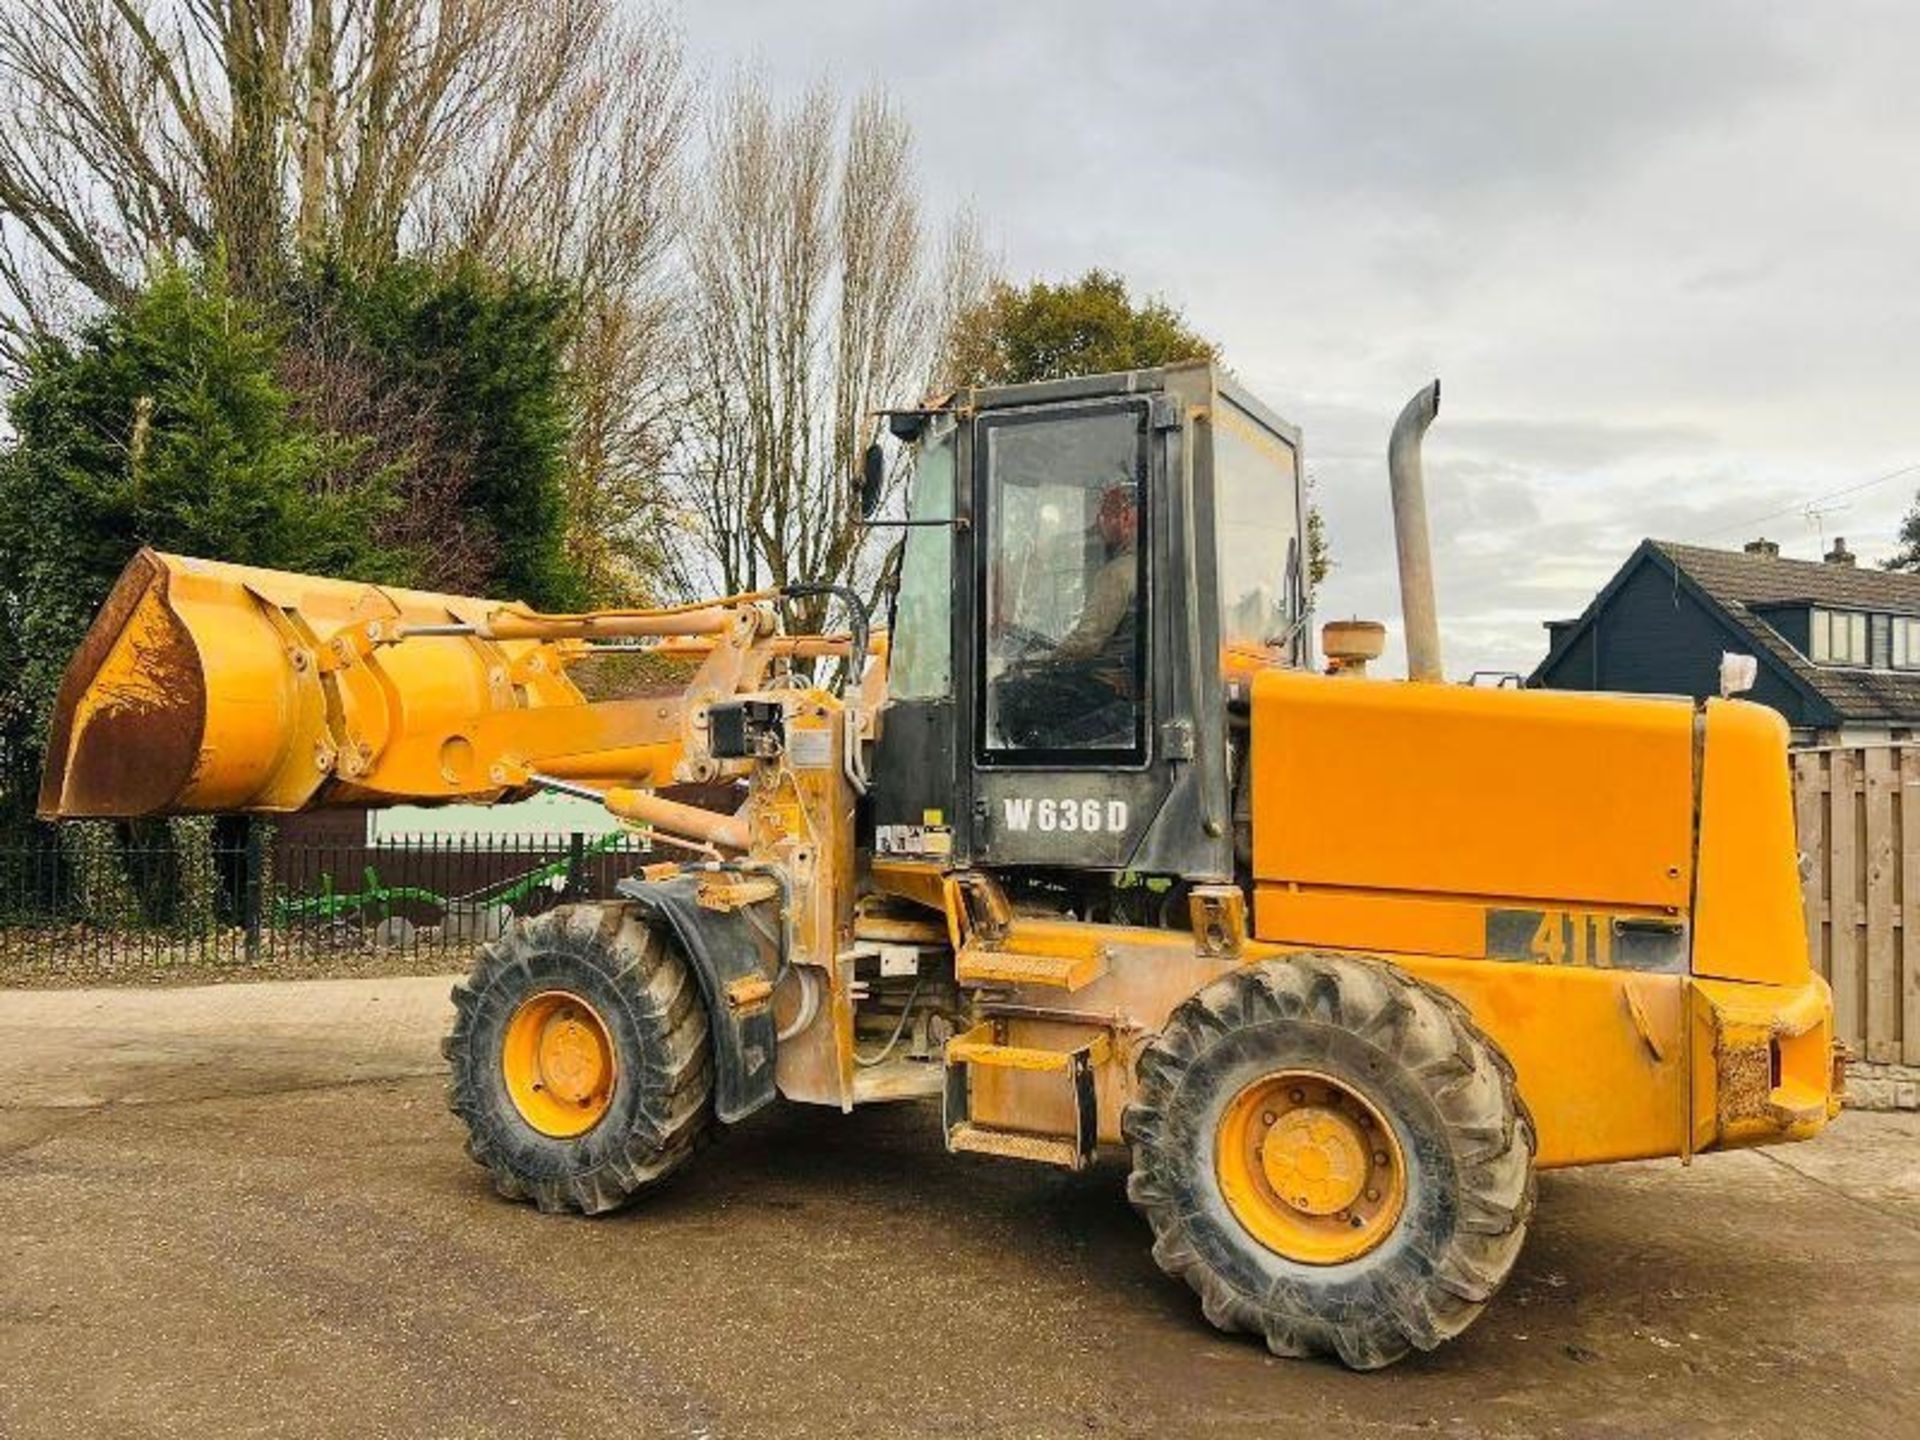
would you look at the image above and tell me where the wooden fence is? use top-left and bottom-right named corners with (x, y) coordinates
top-left (1792, 744), bottom-right (1920, 1065)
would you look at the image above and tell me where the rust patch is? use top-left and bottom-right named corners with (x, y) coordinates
top-left (1716, 1036), bottom-right (1774, 1129)
top-left (38, 550), bottom-right (207, 818)
top-left (725, 975), bottom-right (775, 1013)
top-left (696, 875), bottom-right (780, 913)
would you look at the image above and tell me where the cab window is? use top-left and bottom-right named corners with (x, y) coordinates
top-left (980, 406), bottom-right (1147, 761)
top-left (888, 420), bottom-right (955, 700)
top-left (1213, 397), bottom-right (1305, 660)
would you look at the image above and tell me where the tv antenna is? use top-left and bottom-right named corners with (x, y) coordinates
top-left (1804, 501), bottom-right (1850, 552)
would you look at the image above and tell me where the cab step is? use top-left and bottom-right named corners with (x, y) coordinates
top-left (941, 1020), bottom-right (1110, 1171)
top-left (954, 946), bottom-right (1108, 992)
top-left (946, 1123), bottom-right (1083, 1167)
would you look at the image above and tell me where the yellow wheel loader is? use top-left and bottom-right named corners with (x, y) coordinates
top-left (39, 364), bottom-right (1842, 1369)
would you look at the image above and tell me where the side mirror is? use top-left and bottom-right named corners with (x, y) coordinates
top-left (858, 442), bottom-right (885, 519)
top-left (887, 410), bottom-right (931, 443)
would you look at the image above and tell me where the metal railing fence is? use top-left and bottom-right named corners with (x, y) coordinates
top-left (0, 828), bottom-right (656, 972)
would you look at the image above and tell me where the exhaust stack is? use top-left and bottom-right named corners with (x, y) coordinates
top-left (1388, 379), bottom-right (1444, 683)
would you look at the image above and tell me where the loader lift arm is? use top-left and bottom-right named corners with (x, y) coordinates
top-left (37, 548), bottom-right (878, 846)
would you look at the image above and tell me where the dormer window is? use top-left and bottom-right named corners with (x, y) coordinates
top-left (1895, 617), bottom-right (1920, 670)
top-left (1810, 609), bottom-right (1868, 665)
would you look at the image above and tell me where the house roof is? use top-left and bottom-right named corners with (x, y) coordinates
top-left (1651, 543), bottom-right (1920, 722)
top-left (1654, 541), bottom-right (1920, 616)
top-left (1532, 539), bottom-right (1920, 724)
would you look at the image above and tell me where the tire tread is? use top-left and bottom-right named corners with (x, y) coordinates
top-left (1122, 954), bottom-right (1536, 1370)
top-left (443, 904), bottom-right (714, 1216)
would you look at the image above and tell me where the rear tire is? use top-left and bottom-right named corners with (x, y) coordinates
top-left (444, 903), bottom-right (713, 1214)
top-left (1123, 954), bottom-right (1535, 1369)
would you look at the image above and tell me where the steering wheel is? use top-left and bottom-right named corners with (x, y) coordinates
top-left (996, 623), bottom-right (1055, 662)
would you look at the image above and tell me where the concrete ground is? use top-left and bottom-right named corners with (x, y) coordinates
top-left (1, 979), bottom-right (1915, 1440)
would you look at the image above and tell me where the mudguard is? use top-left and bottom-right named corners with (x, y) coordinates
top-left (615, 873), bottom-right (782, 1124)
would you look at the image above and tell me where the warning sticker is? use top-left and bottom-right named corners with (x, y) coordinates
top-left (875, 824), bottom-right (953, 857)
top-left (789, 726), bottom-right (832, 769)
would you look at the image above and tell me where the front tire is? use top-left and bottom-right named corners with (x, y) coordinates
top-left (1123, 954), bottom-right (1534, 1369)
top-left (443, 903), bottom-right (713, 1214)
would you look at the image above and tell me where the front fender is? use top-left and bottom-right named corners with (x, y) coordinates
top-left (616, 873), bottom-right (782, 1123)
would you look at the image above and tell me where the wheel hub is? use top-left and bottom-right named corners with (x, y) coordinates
top-left (502, 990), bottom-right (617, 1137)
top-left (538, 1012), bottom-right (608, 1104)
top-left (1260, 1106), bottom-right (1369, 1216)
top-left (1215, 1069), bottom-right (1408, 1265)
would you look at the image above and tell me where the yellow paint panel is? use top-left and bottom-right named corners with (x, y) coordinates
top-left (1250, 669), bottom-right (1695, 911)
top-left (1691, 699), bottom-right (1809, 988)
top-left (1390, 953), bottom-right (1690, 1168)
top-left (1254, 885), bottom-right (1488, 957)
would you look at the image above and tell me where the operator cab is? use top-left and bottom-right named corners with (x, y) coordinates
top-left (871, 362), bottom-right (1308, 894)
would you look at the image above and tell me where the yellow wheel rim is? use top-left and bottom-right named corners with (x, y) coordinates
top-left (502, 991), bottom-right (618, 1138)
top-left (1215, 1069), bottom-right (1407, 1265)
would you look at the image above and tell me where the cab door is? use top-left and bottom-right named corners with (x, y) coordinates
top-left (968, 398), bottom-right (1190, 870)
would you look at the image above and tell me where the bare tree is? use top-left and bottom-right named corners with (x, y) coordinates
top-left (0, 11), bottom-right (990, 613)
top-left (664, 76), bottom-right (989, 623)
top-left (0, 0), bottom-right (685, 295)
top-left (0, 0), bottom-right (690, 600)
top-left (1, 0), bottom-right (499, 327)
top-left (412, 2), bottom-right (690, 602)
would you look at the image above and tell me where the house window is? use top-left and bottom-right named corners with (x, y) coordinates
top-left (1811, 609), bottom-right (1869, 665)
top-left (1895, 617), bottom-right (1920, 670)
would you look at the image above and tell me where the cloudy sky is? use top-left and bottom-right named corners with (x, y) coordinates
top-left (684, 1), bottom-right (1920, 677)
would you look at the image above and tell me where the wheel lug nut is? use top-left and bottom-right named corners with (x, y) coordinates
top-left (1366, 1188), bottom-right (1380, 1202)
top-left (1262, 1111), bottom-right (1276, 1126)
top-left (1289, 1088), bottom-right (1305, 1103)
top-left (1374, 1152), bottom-right (1389, 1165)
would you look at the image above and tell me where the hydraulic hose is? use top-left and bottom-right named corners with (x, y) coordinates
top-left (780, 583), bottom-right (872, 687)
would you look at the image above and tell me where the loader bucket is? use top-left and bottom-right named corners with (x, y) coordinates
top-left (40, 550), bottom-right (210, 818)
top-left (38, 549), bottom-right (564, 819)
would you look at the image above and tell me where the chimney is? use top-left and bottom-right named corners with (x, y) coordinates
top-left (1825, 536), bottom-right (1856, 567)
top-left (1744, 537), bottom-right (1780, 557)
